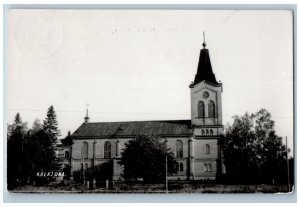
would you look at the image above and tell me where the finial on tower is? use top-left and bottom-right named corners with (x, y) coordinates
top-left (202, 31), bottom-right (207, 48)
top-left (84, 104), bottom-right (90, 123)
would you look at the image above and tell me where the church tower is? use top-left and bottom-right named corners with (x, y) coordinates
top-left (190, 37), bottom-right (223, 133)
top-left (189, 35), bottom-right (224, 180)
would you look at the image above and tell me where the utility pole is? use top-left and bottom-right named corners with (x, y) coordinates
top-left (166, 154), bottom-right (168, 194)
top-left (165, 138), bottom-right (168, 194)
top-left (83, 159), bottom-right (86, 185)
top-left (286, 136), bottom-right (290, 192)
top-left (93, 138), bottom-right (96, 188)
top-left (81, 143), bottom-right (85, 185)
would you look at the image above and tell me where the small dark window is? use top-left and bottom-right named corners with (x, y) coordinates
top-left (206, 129), bottom-right (209, 135)
top-left (210, 129), bottom-right (213, 135)
top-left (204, 163), bottom-right (208, 172)
top-left (202, 129), bottom-right (205, 135)
top-left (180, 163), bottom-right (184, 172)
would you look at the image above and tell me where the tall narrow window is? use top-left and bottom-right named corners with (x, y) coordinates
top-left (210, 129), bottom-right (213, 136)
top-left (82, 142), bottom-right (88, 159)
top-left (208, 100), bottom-right (216, 118)
top-left (65, 151), bottom-right (70, 159)
top-left (206, 129), bottom-right (209, 135)
top-left (206, 144), bottom-right (210, 154)
top-left (176, 140), bottom-right (183, 158)
top-left (208, 163), bottom-right (212, 172)
top-left (180, 163), bottom-right (184, 172)
top-left (115, 141), bottom-right (119, 156)
top-left (104, 141), bottom-right (111, 159)
top-left (198, 101), bottom-right (205, 117)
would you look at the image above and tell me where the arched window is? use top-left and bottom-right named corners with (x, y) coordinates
top-left (176, 140), bottom-right (183, 158)
top-left (82, 142), bottom-right (88, 159)
top-left (208, 163), bottom-right (212, 172)
top-left (206, 144), bottom-right (210, 154)
top-left (65, 151), bottom-right (70, 159)
top-left (180, 163), bottom-right (184, 172)
top-left (202, 129), bottom-right (205, 135)
top-left (210, 129), bottom-right (213, 136)
top-left (206, 129), bottom-right (209, 135)
top-left (198, 101), bottom-right (205, 117)
top-left (204, 163), bottom-right (208, 172)
top-left (104, 141), bottom-right (111, 159)
top-left (208, 100), bottom-right (216, 118)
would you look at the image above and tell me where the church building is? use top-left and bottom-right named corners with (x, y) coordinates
top-left (59, 39), bottom-right (225, 181)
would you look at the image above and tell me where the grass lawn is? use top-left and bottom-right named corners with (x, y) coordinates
top-left (10, 183), bottom-right (292, 194)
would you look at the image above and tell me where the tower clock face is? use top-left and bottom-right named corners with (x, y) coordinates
top-left (203, 91), bottom-right (209, 99)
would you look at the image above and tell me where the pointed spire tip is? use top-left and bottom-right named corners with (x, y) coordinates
top-left (84, 104), bottom-right (90, 123)
top-left (202, 31), bottom-right (207, 48)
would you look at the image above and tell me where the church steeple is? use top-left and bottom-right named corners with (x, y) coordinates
top-left (189, 34), bottom-right (223, 127)
top-left (192, 34), bottom-right (220, 86)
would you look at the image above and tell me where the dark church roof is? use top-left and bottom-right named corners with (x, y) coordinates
top-left (192, 43), bottom-right (221, 86)
top-left (71, 120), bottom-right (192, 138)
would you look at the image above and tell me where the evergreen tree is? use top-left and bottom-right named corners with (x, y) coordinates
top-left (8, 109), bottom-right (62, 189)
top-left (42, 105), bottom-right (61, 170)
top-left (7, 113), bottom-right (27, 189)
top-left (12, 113), bottom-right (22, 131)
top-left (43, 105), bottom-right (61, 145)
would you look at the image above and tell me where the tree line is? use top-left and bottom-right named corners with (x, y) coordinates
top-left (7, 107), bottom-right (293, 188)
top-left (7, 105), bottom-right (61, 190)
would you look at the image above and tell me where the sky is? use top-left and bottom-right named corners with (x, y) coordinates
top-left (7, 10), bottom-right (294, 154)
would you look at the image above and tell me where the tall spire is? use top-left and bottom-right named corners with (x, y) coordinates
top-left (192, 33), bottom-right (219, 86)
top-left (84, 105), bottom-right (90, 123)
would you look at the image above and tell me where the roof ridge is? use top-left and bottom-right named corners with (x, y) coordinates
top-left (72, 119), bottom-right (192, 137)
top-left (86, 119), bottom-right (191, 124)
